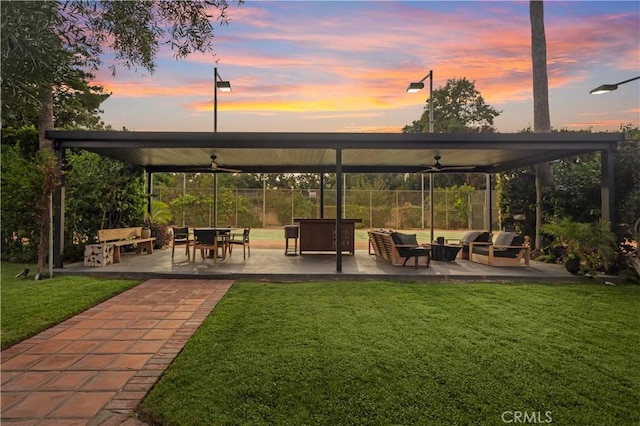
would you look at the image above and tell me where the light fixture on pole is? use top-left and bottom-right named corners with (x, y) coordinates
top-left (213, 66), bottom-right (232, 227)
top-left (214, 66), bottom-right (231, 132)
top-left (590, 76), bottom-right (640, 94)
top-left (406, 69), bottom-right (434, 133)
top-left (407, 69), bottom-right (434, 241)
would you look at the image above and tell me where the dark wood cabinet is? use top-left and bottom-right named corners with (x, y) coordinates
top-left (293, 219), bottom-right (361, 254)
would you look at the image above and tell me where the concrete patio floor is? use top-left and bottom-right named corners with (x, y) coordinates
top-left (57, 245), bottom-right (583, 283)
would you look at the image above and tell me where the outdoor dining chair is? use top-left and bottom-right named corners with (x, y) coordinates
top-left (228, 228), bottom-right (251, 260)
top-left (216, 227), bottom-right (232, 259)
top-left (192, 229), bottom-right (219, 263)
top-left (171, 226), bottom-right (191, 261)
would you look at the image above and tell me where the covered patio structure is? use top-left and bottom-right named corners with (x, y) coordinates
top-left (47, 130), bottom-right (623, 273)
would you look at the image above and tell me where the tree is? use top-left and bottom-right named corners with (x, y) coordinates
top-left (2, 0), bottom-right (241, 146)
top-left (402, 77), bottom-right (501, 190)
top-left (614, 126), bottom-right (640, 236)
top-left (402, 77), bottom-right (501, 134)
top-left (530, 0), bottom-right (554, 251)
top-left (496, 167), bottom-right (537, 238)
top-left (2, 69), bottom-right (112, 130)
top-left (1, 1), bottom-right (79, 147)
top-left (1, 132), bottom-right (43, 262)
top-left (64, 150), bottom-right (146, 249)
top-left (498, 126), bottom-right (640, 271)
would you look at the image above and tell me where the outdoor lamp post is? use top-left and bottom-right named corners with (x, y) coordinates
top-left (590, 76), bottom-right (640, 94)
top-left (407, 70), bottom-right (434, 242)
top-left (406, 69), bottom-right (434, 133)
top-left (214, 66), bottom-right (231, 132)
top-left (213, 66), bottom-right (231, 227)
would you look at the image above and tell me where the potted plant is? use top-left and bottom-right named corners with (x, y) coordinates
top-left (541, 218), bottom-right (617, 276)
top-left (143, 199), bottom-right (173, 249)
top-left (141, 226), bottom-right (152, 239)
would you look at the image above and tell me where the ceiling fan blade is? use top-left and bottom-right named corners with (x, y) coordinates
top-left (417, 163), bottom-right (436, 172)
top-left (440, 165), bottom-right (477, 171)
top-left (421, 166), bottom-right (477, 173)
top-left (418, 167), bottom-right (435, 173)
top-left (215, 166), bottom-right (242, 173)
top-left (208, 155), bottom-right (242, 173)
top-left (417, 155), bottom-right (476, 173)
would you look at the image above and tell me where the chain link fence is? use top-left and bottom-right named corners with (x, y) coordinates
top-left (155, 182), bottom-right (499, 231)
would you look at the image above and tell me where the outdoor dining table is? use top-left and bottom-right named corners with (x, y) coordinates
top-left (193, 227), bottom-right (236, 261)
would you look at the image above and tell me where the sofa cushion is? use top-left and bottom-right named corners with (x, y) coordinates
top-left (472, 232), bottom-right (526, 258)
top-left (473, 246), bottom-right (517, 258)
top-left (460, 231), bottom-right (491, 244)
top-left (390, 232), bottom-right (418, 246)
top-left (460, 231), bottom-right (482, 244)
top-left (390, 232), bottom-right (420, 258)
top-left (459, 231), bottom-right (491, 255)
top-left (511, 234), bottom-right (525, 247)
top-left (494, 232), bottom-right (516, 247)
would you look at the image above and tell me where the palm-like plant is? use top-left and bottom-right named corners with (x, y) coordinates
top-left (144, 199), bottom-right (173, 248)
top-left (542, 218), bottom-right (617, 275)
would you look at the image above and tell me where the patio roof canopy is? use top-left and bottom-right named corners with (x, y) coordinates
top-left (48, 131), bottom-right (623, 174)
top-left (47, 130), bottom-right (623, 272)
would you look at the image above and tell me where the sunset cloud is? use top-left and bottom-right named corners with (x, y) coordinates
top-left (96, 1), bottom-right (639, 133)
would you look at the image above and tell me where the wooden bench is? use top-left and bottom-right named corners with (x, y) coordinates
top-left (97, 227), bottom-right (156, 263)
top-left (368, 230), bottom-right (430, 268)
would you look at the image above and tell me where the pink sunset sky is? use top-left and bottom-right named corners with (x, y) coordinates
top-left (94, 1), bottom-right (640, 133)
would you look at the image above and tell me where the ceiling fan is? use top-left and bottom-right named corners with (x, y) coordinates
top-left (207, 155), bottom-right (242, 173)
top-left (418, 155), bottom-right (477, 173)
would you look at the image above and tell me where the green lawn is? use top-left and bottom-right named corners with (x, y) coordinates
top-left (139, 281), bottom-right (640, 426)
top-left (0, 263), bottom-right (141, 349)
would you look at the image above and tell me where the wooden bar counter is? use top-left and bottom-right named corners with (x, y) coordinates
top-left (293, 218), bottom-right (361, 254)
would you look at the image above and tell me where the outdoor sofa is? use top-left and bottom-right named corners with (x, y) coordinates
top-left (446, 230), bottom-right (492, 260)
top-left (469, 231), bottom-right (530, 267)
top-left (368, 230), bottom-right (430, 268)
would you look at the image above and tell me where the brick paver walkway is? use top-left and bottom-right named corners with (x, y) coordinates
top-left (1, 279), bottom-right (234, 425)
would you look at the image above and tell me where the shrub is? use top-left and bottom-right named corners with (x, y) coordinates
top-left (541, 218), bottom-right (617, 276)
top-left (1, 142), bottom-right (44, 262)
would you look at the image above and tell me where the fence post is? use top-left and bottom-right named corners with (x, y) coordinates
top-left (395, 190), bottom-right (399, 229)
top-left (235, 188), bottom-right (238, 227)
top-left (421, 173), bottom-right (425, 229)
top-left (369, 189), bottom-right (373, 228)
top-left (182, 173), bottom-right (186, 226)
top-left (444, 187), bottom-right (448, 230)
top-left (262, 178), bottom-right (266, 228)
top-left (468, 192), bottom-right (472, 229)
top-left (291, 187), bottom-right (295, 224)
